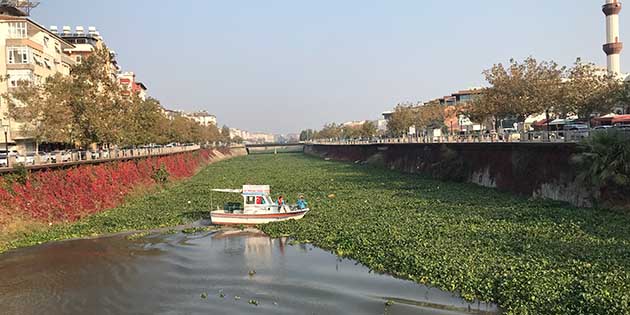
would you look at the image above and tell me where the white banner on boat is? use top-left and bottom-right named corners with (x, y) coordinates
top-left (242, 185), bottom-right (270, 195)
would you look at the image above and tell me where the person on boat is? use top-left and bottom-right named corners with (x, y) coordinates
top-left (296, 195), bottom-right (308, 210)
top-left (277, 195), bottom-right (285, 211)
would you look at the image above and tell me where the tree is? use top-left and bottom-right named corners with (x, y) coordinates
top-left (416, 101), bottom-right (446, 130)
top-left (202, 124), bottom-right (221, 144)
top-left (125, 97), bottom-right (166, 146)
top-left (314, 123), bottom-right (342, 139)
top-left (560, 59), bottom-right (623, 121)
top-left (359, 121), bottom-right (377, 138)
top-left (463, 57), bottom-right (565, 130)
top-left (232, 136), bottom-right (244, 144)
top-left (220, 125), bottom-right (231, 143)
top-left (69, 47), bottom-right (128, 147)
top-left (387, 105), bottom-right (417, 136)
top-left (299, 129), bottom-right (315, 141)
top-left (572, 129), bottom-right (630, 204)
top-left (5, 74), bottom-right (78, 148)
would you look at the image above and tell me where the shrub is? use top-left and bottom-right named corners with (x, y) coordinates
top-left (0, 149), bottom-right (213, 223)
top-left (4, 164), bottom-right (29, 185)
top-left (152, 164), bottom-right (170, 184)
top-left (572, 129), bottom-right (630, 206)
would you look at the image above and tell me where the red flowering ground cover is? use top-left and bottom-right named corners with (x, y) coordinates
top-left (0, 149), bottom-right (217, 225)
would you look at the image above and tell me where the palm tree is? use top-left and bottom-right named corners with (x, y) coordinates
top-left (572, 129), bottom-right (630, 205)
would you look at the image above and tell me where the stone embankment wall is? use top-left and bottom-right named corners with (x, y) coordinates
top-left (305, 143), bottom-right (591, 207)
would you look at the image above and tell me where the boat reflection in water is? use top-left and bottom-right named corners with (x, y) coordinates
top-left (0, 228), bottom-right (499, 315)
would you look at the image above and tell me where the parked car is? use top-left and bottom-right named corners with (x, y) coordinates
top-left (24, 153), bottom-right (36, 165)
top-left (49, 150), bottom-right (72, 163)
top-left (563, 124), bottom-right (589, 140)
top-left (499, 128), bottom-right (520, 141)
top-left (0, 153), bottom-right (7, 167)
top-left (36, 152), bottom-right (51, 163)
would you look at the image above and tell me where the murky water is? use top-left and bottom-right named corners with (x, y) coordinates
top-left (0, 229), bottom-right (498, 315)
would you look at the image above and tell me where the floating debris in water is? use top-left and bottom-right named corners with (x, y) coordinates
top-left (234, 296), bottom-right (241, 301)
top-left (200, 292), bottom-right (208, 299)
top-left (249, 299), bottom-right (259, 306)
top-left (248, 270), bottom-right (256, 277)
top-left (385, 300), bottom-right (394, 306)
top-left (126, 232), bottom-right (149, 240)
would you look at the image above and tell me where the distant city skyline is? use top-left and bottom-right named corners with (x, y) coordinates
top-left (33, 0), bottom-right (624, 134)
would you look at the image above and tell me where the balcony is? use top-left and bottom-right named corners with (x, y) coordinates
top-left (603, 42), bottom-right (624, 55)
top-left (5, 38), bottom-right (43, 53)
top-left (6, 63), bottom-right (35, 71)
top-left (603, 2), bottom-right (622, 16)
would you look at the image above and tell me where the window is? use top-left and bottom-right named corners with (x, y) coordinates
top-left (8, 22), bottom-right (27, 38)
top-left (32, 54), bottom-right (43, 66)
top-left (8, 72), bottom-right (33, 88)
top-left (255, 196), bottom-right (266, 205)
top-left (43, 36), bottom-right (50, 47)
top-left (75, 55), bottom-right (82, 63)
top-left (246, 196), bottom-right (256, 205)
top-left (7, 47), bottom-right (29, 64)
top-left (43, 58), bottom-right (51, 69)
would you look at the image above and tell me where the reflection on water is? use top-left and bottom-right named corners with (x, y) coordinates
top-left (0, 229), bottom-right (499, 315)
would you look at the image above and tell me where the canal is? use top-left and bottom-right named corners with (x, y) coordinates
top-left (0, 228), bottom-right (497, 315)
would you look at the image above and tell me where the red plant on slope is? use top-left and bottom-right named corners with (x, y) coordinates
top-left (0, 149), bottom-right (218, 224)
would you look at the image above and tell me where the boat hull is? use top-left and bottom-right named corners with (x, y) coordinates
top-left (210, 209), bottom-right (309, 225)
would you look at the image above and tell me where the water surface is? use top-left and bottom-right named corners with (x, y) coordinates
top-left (0, 229), bottom-right (498, 315)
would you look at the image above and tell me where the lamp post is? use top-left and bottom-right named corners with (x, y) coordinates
top-left (545, 109), bottom-right (551, 142)
top-left (2, 122), bottom-right (8, 156)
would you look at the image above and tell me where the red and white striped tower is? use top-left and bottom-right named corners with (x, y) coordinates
top-left (603, 0), bottom-right (623, 74)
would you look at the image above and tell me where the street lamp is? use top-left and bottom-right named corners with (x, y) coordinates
top-left (545, 109), bottom-right (551, 142)
top-left (2, 122), bottom-right (9, 156)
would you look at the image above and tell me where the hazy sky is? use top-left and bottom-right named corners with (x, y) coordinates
top-left (33, 0), bottom-right (623, 134)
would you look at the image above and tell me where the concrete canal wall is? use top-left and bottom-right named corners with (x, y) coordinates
top-left (305, 143), bottom-right (592, 207)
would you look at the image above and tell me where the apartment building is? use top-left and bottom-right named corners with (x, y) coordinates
top-left (189, 111), bottom-right (217, 126)
top-left (53, 25), bottom-right (120, 79)
top-left (0, 6), bottom-right (75, 152)
top-left (119, 71), bottom-right (148, 100)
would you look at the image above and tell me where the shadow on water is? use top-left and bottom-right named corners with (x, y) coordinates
top-left (0, 229), bottom-right (499, 315)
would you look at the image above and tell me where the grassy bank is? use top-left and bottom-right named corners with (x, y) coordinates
top-left (3, 153), bottom-right (629, 314)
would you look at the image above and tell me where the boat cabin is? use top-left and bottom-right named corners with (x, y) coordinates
top-left (242, 185), bottom-right (277, 211)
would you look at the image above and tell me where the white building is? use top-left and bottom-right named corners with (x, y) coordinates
top-left (0, 6), bottom-right (76, 152)
top-left (189, 111), bottom-right (217, 126)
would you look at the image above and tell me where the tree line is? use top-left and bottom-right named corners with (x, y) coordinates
top-left (299, 121), bottom-right (378, 141)
top-left (461, 57), bottom-right (629, 128)
top-left (3, 48), bottom-right (230, 149)
top-left (304, 57), bottom-right (630, 140)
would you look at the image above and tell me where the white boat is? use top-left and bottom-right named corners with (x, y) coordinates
top-left (210, 185), bottom-right (309, 225)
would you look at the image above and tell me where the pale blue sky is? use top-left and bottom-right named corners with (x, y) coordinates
top-left (33, 0), bottom-right (622, 134)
